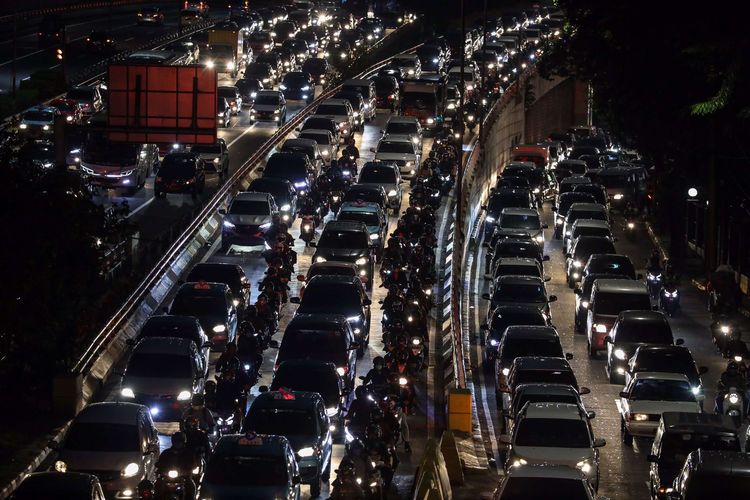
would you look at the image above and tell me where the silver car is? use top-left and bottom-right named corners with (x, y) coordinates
top-left (357, 161), bottom-right (403, 212)
top-left (190, 139), bottom-right (230, 179)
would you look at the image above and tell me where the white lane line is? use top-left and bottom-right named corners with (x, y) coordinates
top-left (48, 64), bottom-right (60, 69)
top-left (123, 37), bottom-right (135, 42)
top-left (126, 196), bottom-right (154, 218)
top-left (225, 121), bottom-right (257, 148)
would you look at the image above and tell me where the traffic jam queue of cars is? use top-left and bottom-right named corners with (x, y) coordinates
top-left (482, 128), bottom-right (750, 498)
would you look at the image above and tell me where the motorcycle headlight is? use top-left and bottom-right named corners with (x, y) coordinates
top-left (279, 84), bottom-right (287, 90)
top-left (627, 222), bottom-right (635, 229)
top-left (213, 325), bottom-right (226, 333)
top-left (19, 123), bottom-right (27, 129)
top-left (398, 377), bottom-right (408, 386)
top-left (297, 447), bottom-right (315, 457)
top-left (206, 60), bottom-right (215, 69)
top-left (691, 386), bottom-right (700, 395)
top-left (426, 117), bottom-right (434, 124)
top-left (167, 470), bottom-right (179, 479)
top-left (122, 462), bottom-right (140, 478)
top-left (594, 324), bottom-right (608, 333)
top-left (121, 387), bottom-right (135, 398)
top-left (614, 348), bottom-right (627, 360)
top-left (613, 193), bottom-right (624, 200)
top-left (489, 339), bottom-right (499, 346)
top-left (42, 124), bottom-right (50, 131)
top-left (533, 187), bottom-right (540, 194)
top-left (720, 325), bottom-right (731, 334)
top-left (632, 413), bottom-right (648, 421)
top-left (303, 224), bottom-right (311, 231)
top-left (370, 233), bottom-right (380, 240)
top-left (315, 256), bottom-right (327, 263)
top-left (581, 300), bottom-right (589, 308)
top-left (565, 231), bottom-right (572, 236)
top-left (502, 367), bottom-right (510, 376)
top-left (447, 103), bottom-right (456, 110)
top-left (576, 460), bottom-right (592, 474)
top-left (280, 204), bottom-right (291, 211)
top-left (734, 355), bottom-right (743, 363)
top-left (388, 189), bottom-right (398, 197)
top-left (192, 466), bottom-right (200, 475)
top-left (177, 390), bottom-right (192, 401)
top-left (573, 260), bottom-right (582, 268)
top-left (535, 235), bottom-right (544, 243)
top-left (729, 393), bottom-right (740, 404)
top-left (66, 115), bottom-right (73, 122)
top-left (355, 257), bottom-right (367, 265)
top-left (54, 460), bottom-right (67, 472)
top-left (322, 150), bottom-right (329, 156)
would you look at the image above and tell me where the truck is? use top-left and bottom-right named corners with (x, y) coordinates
top-left (206, 27), bottom-right (245, 77)
top-left (400, 75), bottom-right (448, 135)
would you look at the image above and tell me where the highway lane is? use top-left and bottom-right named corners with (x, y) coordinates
top-left (466, 202), bottom-right (728, 499)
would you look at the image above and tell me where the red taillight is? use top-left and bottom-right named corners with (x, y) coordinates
top-left (155, 176), bottom-right (162, 182)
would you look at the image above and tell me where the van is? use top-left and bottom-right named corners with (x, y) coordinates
top-left (341, 79), bottom-right (377, 121)
top-left (511, 145), bottom-right (549, 170)
top-left (586, 279), bottom-right (651, 358)
top-left (79, 141), bottom-right (159, 196)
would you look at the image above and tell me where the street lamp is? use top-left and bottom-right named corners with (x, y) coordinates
top-left (687, 187), bottom-right (698, 198)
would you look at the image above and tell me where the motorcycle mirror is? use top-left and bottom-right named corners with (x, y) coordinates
top-left (258, 385), bottom-right (269, 393)
top-left (481, 293), bottom-right (491, 300)
top-left (699, 366), bottom-right (709, 375)
top-left (542, 255), bottom-right (550, 261)
top-left (586, 411), bottom-right (596, 419)
top-left (268, 340), bottom-right (280, 348)
top-left (218, 208), bottom-right (227, 215)
top-left (548, 295), bottom-right (557, 303)
top-left (579, 386), bottom-right (591, 395)
top-left (565, 352), bottom-right (574, 361)
top-left (675, 338), bottom-right (684, 346)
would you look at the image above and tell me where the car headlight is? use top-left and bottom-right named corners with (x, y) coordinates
top-left (447, 103), bottom-right (456, 110)
top-left (121, 462), bottom-right (140, 478)
top-left (511, 458), bottom-right (527, 467)
top-left (250, 92), bottom-right (257, 98)
top-left (121, 387), bottom-right (135, 398)
top-left (177, 390), bottom-right (192, 401)
top-left (720, 325), bottom-right (731, 334)
top-left (466, 84), bottom-right (474, 91)
top-left (370, 233), bottom-right (379, 240)
top-left (227, 62), bottom-right (235, 70)
top-left (355, 257), bottom-right (367, 265)
top-left (280, 204), bottom-right (291, 211)
top-left (501, 367), bottom-right (510, 376)
top-left (594, 324), bottom-right (607, 333)
top-left (489, 339), bottom-right (499, 346)
top-left (405, 161), bottom-right (414, 167)
top-left (535, 235), bottom-right (544, 243)
top-left (302, 86), bottom-right (310, 91)
top-left (297, 447), bottom-right (315, 457)
top-left (316, 256), bottom-right (327, 263)
top-left (565, 230), bottom-right (572, 236)
top-left (326, 406), bottom-right (338, 417)
top-left (399, 377), bottom-right (408, 386)
top-left (206, 60), bottom-right (215, 68)
top-left (322, 150), bottom-right (329, 156)
top-left (388, 189), bottom-right (398, 197)
top-left (613, 193), bottom-right (624, 200)
top-left (66, 115), bottom-right (73, 122)
top-left (19, 123), bottom-right (28, 129)
top-left (426, 117), bottom-right (434, 124)
top-left (336, 366), bottom-right (346, 376)
top-left (573, 260), bottom-right (582, 268)
top-left (614, 348), bottom-right (627, 360)
top-left (54, 460), bottom-right (67, 472)
top-left (167, 470), bottom-right (179, 479)
top-left (532, 187), bottom-right (540, 194)
top-left (222, 220), bottom-right (236, 229)
top-left (213, 325), bottom-right (227, 333)
top-left (581, 300), bottom-right (589, 308)
top-left (555, 216), bottom-right (563, 225)
top-left (233, 299), bottom-right (240, 307)
top-left (691, 386), bottom-right (701, 395)
top-left (576, 460), bottom-right (592, 474)
top-left (632, 413), bottom-right (649, 421)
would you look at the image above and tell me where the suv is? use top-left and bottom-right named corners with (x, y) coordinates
top-left (80, 142), bottom-right (159, 196)
top-left (190, 139), bottom-right (230, 179)
top-left (337, 201), bottom-right (387, 257)
top-left (562, 203), bottom-right (608, 250)
top-left (186, 263), bottom-right (251, 318)
top-left (581, 253), bottom-right (638, 282)
top-left (281, 138), bottom-right (324, 174)
top-left (119, 337), bottom-right (208, 419)
top-left (626, 346), bottom-right (709, 403)
top-left (506, 383), bottom-right (590, 435)
top-left (490, 257), bottom-right (544, 285)
top-left (587, 279), bottom-right (651, 358)
top-left (382, 115), bottom-right (422, 148)
top-left (261, 152), bottom-right (316, 194)
top-left (341, 79), bottom-right (377, 121)
top-left (482, 189), bottom-right (536, 239)
top-left (243, 390), bottom-right (333, 498)
top-left (565, 236), bottom-right (616, 287)
top-left (496, 208), bottom-right (546, 248)
top-left (13, 472), bottom-right (106, 500)
top-left (503, 402), bottom-right (605, 491)
top-left (482, 275), bottom-right (557, 324)
top-left (573, 273), bottom-right (625, 333)
top-left (372, 136), bottom-right (421, 178)
top-left (66, 86), bottom-right (103, 116)
top-left (481, 305), bottom-right (549, 364)
top-left (312, 220), bottom-right (375, 288)
top-left (219, 191), bottom-right (278, 251)
top-left (552, 192), bottom-right (596, 238)
top-left (50, 402), bottom-right (159, 498)
top-left (493, 464), bottom-right (597, 499)
top-left (315, 98), bottom-right (355, 140)
top-left (250, 90), bottom-right (287, 124)
top-left (19, 106), bottom-right (59, 135)
top-left (169, 281), bottom-right (239, 349)
top-left (154, 152), bottom-right (205, 198)
top-left (133, 315), bottom-right (210, 362)
top-left (567, 219), bottom-right (613, 251)
top-left (358, 161), bottom-right (403, 212)
top-left (299, 128), bottom-right (338, 163)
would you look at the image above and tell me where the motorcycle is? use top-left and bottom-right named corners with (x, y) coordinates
top-left (300, 215), bottom-right (315, 245)
top-left (646, 270), bottom-right (663, 299)
top-left (711, 315), bottom-right (736, 353)
top-left (624, 220), bottom-right (636, 242)
top-left (408, 336), bottom-right (425, 373)
top-left (329, 191), bottom-right (344, 213)
top-left (659, 285), bottom-right (680, 316)
top-left (154, 467), bottom-right (197, 500)
top-left (722, 387), bottom-right (746, 427)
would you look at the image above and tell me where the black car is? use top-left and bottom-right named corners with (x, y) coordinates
top-left (666, 450), bottom-right (750, 499)
top-left (573, 273), bottom-right (625, 333)
top-left (13, 472), bottom-right (105, 499)
top-left (17, 140), bottom-right (56, 169)
top-left (565, 236), bottom-right (616, 287)
top-left (581, 253), bottom-right (638, 282)
top-left (373, 75), bottom-right (400, 109)
top-left (296, 31), bottom-right (319, 55)
top-left (248, 177), bottom-right (298, 223)
top-left (291, 275), bottom-right (371, 355)
top-left (416, 44), bottom-right (444, 72)
top-left (245, 62), bottom-right (275, 85)
top-left (235, 78), bottom-right (264, 105)
top-left (302, 58), bottom-right (329, 84)
top-left (343, 183), bottom-right (389, 213)
top-left (168, 281), bottom-right (238, 350)
top-left (84, 31), bottom-right (116, 53)
top-left (276, 314), bottom-right (359, 389)
top-left (132, 314), bottom-right (211, 362)
top-left (256, 52), bottom-right (284, 78)
top-left (185, 263), bottom-right (251, 317)
top-left (282, 39), bottom-right (310, 63)
top-left (488, 238), bottom-right (547, 273)
top-left (553, 192), bottom-right (596, 238)
top-left (480, 305), bottom-right (549, 364)
top-left (311, 221), bottom-right (375, 289)
top-left (261, 152), bottom-right (315, 195)
top-left (280, 71), bottom-right (315, 101)
top-left (482, 188), bottom-right (536, 239)
top-left (154, 152), bottom-right (205, 198)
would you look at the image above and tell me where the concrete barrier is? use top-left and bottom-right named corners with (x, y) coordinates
top-left (440, 430), bottom-right (465, 486)
top-left (412, 437), bottom-right (453, 500)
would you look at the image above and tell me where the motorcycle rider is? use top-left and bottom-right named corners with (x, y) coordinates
top-left (215, 342), bottom-right (241, 376)
top-left (262, 213), bottom-right (283, 246)
top-left (183, 415), bottom-right (211, 460)
top-left (330, 456), bottom-right (366, 500)
top-left (382, 285), bottom-right (405, 313)
top-left (715, 360), bottom-right (748, 413)
top-left (342, 137), bottom-right (360, 173)
top-left (646, 249), bottom-right (662, 272)
top-left (345, 386), bottom-right (375, 439)
top-left (181, 394), bottom-right (215, 434)
top-left (725, 330), bottom-right (750, 364)
top-left (364, 424), bottom-right (395, 488)
top-left (708, 264), bottom-right (740, 314)
top-left (215, 368), bottom-right (247, 430)
top-left (362, 356), bottom-right (391, 388)
top-left (237, 320), bottom-right (263, 379)
top-left (154, 432), bottom-right (198, 500)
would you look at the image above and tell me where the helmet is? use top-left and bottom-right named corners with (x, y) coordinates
top-left (225, 342), bottom-right (237, 354)
top-left (397, 350), bottom-right (409, 363)
top-left (330, 159), bottom-right (338, 168)
top-left (354, 385), bottom-right (367, 399)
top-left (191, 394), bottom-right (205, 407)
top-left (373, 356), bottom-right (385, 368)
top-left (347, 137), bottom-right (356, 146)
top-left (337, 457), bottom-right (357, 476)
top-left (245, 305), bottom-right (258, 318)
top-left (171, 432), bottom-right (187, 448)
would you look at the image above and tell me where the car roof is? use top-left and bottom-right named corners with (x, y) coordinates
top-left (660, 412), bottom-right (737, 432)
top-left (513, 356), bottom-right (573, 371)
top-left (631, 372), bottom-right (690, 382)
top-left (214, 433), bottom-right (291, 456)
top-left (594, 279), bottom-right (646, 294)
top-left (568, 202), bottom-right (606, 211)
top-left (133, 336), bottom-right (194, 355)
top-left (504, 325), bottom-right (559, 339)
top-left (522, 402), bottom-right (585, 420)
top-left (323, 220), bottom-right (368, 232)
top-left (503, 464), bottom-right (588, 480)
top-left (686, 449), bottom-right (750, 476)
top-left (75, 402), bottom-right (145, 425)
top-left (234, 191), bottom-right (272, 201)
top-left (495, 275), bottom-right (544, 286)
top-left (617, 310), bottom-right (668, 323)
top-left (634, 344), bottom-right (691, 357)
top-left (572, 219), bottom-right (610, 229)
top-left (306, 274), bottom-right (361, 287)
top-left (500, 207), bottom-right (539, 216)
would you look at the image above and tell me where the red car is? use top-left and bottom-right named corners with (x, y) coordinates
top-left (48, 98), bottom-right (82, 124)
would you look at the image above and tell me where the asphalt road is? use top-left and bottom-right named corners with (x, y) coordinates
top-left (466, 201), bottom-right (733, 499)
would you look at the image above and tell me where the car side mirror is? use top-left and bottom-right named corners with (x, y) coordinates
top-left (269, 340), bottom-right (279, 348)
top-left (579, 386), bottom-right (591, 395)
top-left (544, 276), bottom-right (551, 282)
top-left (586, 411), bottom-right (596, 419)
top-left (646, 454), bottom-right (658, 463)
top-left (146, 442), bottom-right (160, 455)
top-left (290, 297), bottom-right (301, 304)
top-left (573, 287), bottom-right (582, 295)
top-left (548, 295), bottom-right (557, 303)
top-left (675, 338), bottom-right (684, 346)
top-left (565, 352), bottom-right (574, 360)
top-left (619, 391), bottom-right (629, 398)
top-left (604, 335), bottom-right (613, 344)
top-left (698, 366), bottom-right (708, 375)
top-left (349, 342), bottom-right (360, 351)
top-left (482, 293), bottom-right (491, 300)
top-left (541, 223), bottom-right (548, 229)
top-left (498, 435), bottom-right (511, 445)
top-left (363, 298), bottom-right (371, 306)
top-left (218, 208), bottom-right (226, 215)
top-left (593, 438), bottom-right (606, 448)
top-left (481, 205), bottom-right (487, 210)
top-left (542, 255), bottom-right (550, 261)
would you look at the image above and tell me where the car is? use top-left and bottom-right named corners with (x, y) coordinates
top-left (315, 98), bottom-right (355, 140)
top-left (168, 281), bottom-right (239, 349)
top-left (300, 115), bottom-right (341, 144)
top-left (218, 86), bottom-right (243, 114)
top-left (481, 305), bottom-right (549, 364)
top-left (587, 279), bottom-right (651, 358)
top-left (291, 274), bottom-right (371, 353)
top-left (506, 383), bottom-right (590, 435)
top-left (12, 471), bottom-right (106, 500)
top-left (200, 433), bottom-right (301, 499)
top-left (482, 189), bottom-right (536, 238)
top-left (482, 275), bottom-right (556, 324)
top-left (556, 174), bottom-right (592, 199)
top-left (382, 115), bottom-right (423, 148)
top-left (154, 152), bottom-right (205, 198)
top-left (79, 141), bottom-right (159, 196)
top-left (626, 345), bottom-right (708, 403)
top-left (179, 8), bottom-right (202, 26)
top-left (338, 28), bottom-right (365, 52)
top-left (391, 53), bottom-right (422, 78)
top-left (249, 177), bottom-right (298, 223)
top-left (235, 77), bottom-right (264, 105)
top-left (250, 90), bottom-right (287, 124)
top-left (261, 152), bottom-right (315, 195)
top-left (333, 90), bottom-right (367, 130)
top-left (186, 263), bottom-right (251, 318)
top-left (372, 136), bottom-right (421, 178)
top-left (326, 39), bottom-right (352, 62)
top-left (245, 61), bottom-right (276, 85)
top-left (565, 236), bottom-right (616, 287)
top-left (16, 140), bottom-right (56, 169)
top-left (19, 106), bottom-right (59, 135)
top-left (280, 71), bottom-right (315, 102)
top-left (357, 17), bottom-right (384, 43)
top-left (311, 220), bottom-right (375, 288)
top-left (605, 310), bottom-right (680, 383)
top-left (495, 325), bottom-right (571, 409)
top-left (298, 128), bottom-right (338, 164)
top-left (282, 38), bottom-right (310, 64)
top-left (552, 192), bottom-right (596, 238)
top-left (133, 315), bottom-right (210, 361)
top-left (271, 360), bottom-right (349, 430)
top-left (137, 7), bottom-right (165, 25)
top-left (496, 207), bottom-right (546, 247)
top-left (242, 390), bottom-right (332, 497)
top-left (84, 31), bottom-right (116, 53)
top-left (302, 57), bottom-right (329, 85)
top-left (276, 314), bottom-right (359, 389)
top-left (574, 183), bottom-right (610, 210)
top-left (372, 75), bottom-right (400, 109)
top-left (247, 31), bottom-right (275, 54)
top-left (581, 253), bottom-right (638, 282)
top-left (567, 219), bottom-right (613, 252)
top-left (493, 464), bottom-right (597, 499)
top-left (562, 203), bottom-right (608, 249)
top-left (502, 163), bottom-right (555, 204)
top-left (219, 191), bottom-right (278, 251)
top-left (274, 20), bottom-right (300, 44)
top-left (217, 97), bottom-right (232, 127)
top-left (337, 200), bottom-right (387, 254)
top-left (49, 98), bottom-right (83, 124)
top-left (666, 449), bottom-right (750, 499)
top-left (503, 402), bottom-right (605, 490)
top-left (280, 137), bottom-right (324, 174)
top-left (416, 44), bottom-right (445, 73)
top-left (49, 402), bottom-right (159, 499)
top-left (618, 372), bottom-right (701, 445)
top-left (271, 46), bottom-right (297, 72)
top-left (341, 79), bottom-right (377, 121)
top-left (358, 161), bottom-right (403, 212)
top-left (648, 412), bottom-right (740, 499)
top-left (119, 337), bottom-right (207, 419)
top-left (297, 31), bottom-right (319, 55)
top-left (494, 175), bottom-right (531, 191)
top-left (573, 273), bottom-right (625, 333)
top-left (489, 257), bottom-right (545, 287)
top-left (487, 238), bottom-right (548, 272)
top-left (189, 139), bottom-right (230, 179)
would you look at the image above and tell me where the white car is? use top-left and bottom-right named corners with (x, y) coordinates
top-left (503, 402), bottom-right (605, 491)
top-left (382, 115), bottom-right (423, 148)
top-left (390, 53), bottom-right (422, 78)
top-left (299, 129), bottom-right (338, 164)
top-left (494, 464), bottom-right (598, 499)
top-left (617, 372), bottom-right (701, 444)
top-left (315, 98), bottom-right (355, 141)
top-left (371, 136), bottom-right (421, 178)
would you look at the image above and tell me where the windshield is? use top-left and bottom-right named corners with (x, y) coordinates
top-left (186, 267), bottom-right (240, 289)
top-left (617, 322), bottom-right (671, 344)
top-left (128, 353), bottom-right (192, 378)
top-left (64, 423), bottom-right (140, 452)
top-left (338, 211), bottom-right (380, 226)
top-left (281, 329), bottom-right (347, 360)
top-left (303, 118), bottom-right (334, 131)
top-left (23, 110), bottom-right (54, 121)
top-left (495, 264), bottom-right (540, 278)
top-left (229, 200), bottom-right (270, 215)
top-left (488, 194), bottom-right (529, 212)
top-left (378, 141), bottom-right (414, 154)
top-left (191, 144), bottom-right (221, 154)
top-left (594, 292), bottom-right (651, 316)
top-left (386, 122), bottom-right (418, 135)
top-left (300, 132), bottom-right (330, 145)
top-left (636, 351), bottom-right (695, 376)
top-left (493, 283), bottom-right (545, 302)
top-left (205, 455), bottom-right (289, 486)
top-left (402, 93), bottom-right (436, 110)
top-left (300, 284), bottom-right (360, 311)
top-left (249, 33), bottom-right (272, 42)
top-left (661, 433), bottom-right (739, 464)
top-left (359, 167), bottom-right (396, 183)
top-left (630, 379), bottom-right (695, 402)
top-left (318, 230), bottom-right (368, 249)
top-left (171, 292), bottom-right (226, 316)
top-left (374, 78), bottom-right (397, 94)
top-left (316, 104), bottom-right (348, 115)
top-left (499, 477), bottom-right (589, 498)
top-left (568, 209), bottom-right (607, 222)
top-left (82, 143), bottom-right (137, 165)
top-left (515, 418), bottom-right (590, 448)
top-left (513, 369), bottom-right (577, 387)
top-left (284, 74), bottom-right (310, 85)
top-left (501, 338), bottom-right (563, 361)
top-left (246, 407), bottom-right (317, 436)
top-left (255, 95), bottom-right (280, 105)
top-left (573, 240), bottom-right (616, 259)
top-left (575, 226), bottom-right (611, 239)
top-left (588, 256), bottom-right (635, 276)
top-left (272, 368), bottom-right (339, 405)
top-left (499, 214), bottom-right (541, 230)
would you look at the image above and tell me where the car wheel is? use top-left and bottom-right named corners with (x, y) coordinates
top-left (321, 460), bottom-right (331, 482)
top-left (356, 342), bottom-right (365, 358)
top-left (309, 476), bottom-right (322, 498)
top-left (621, 418), bottom-right (633, 446)
top-left (587, 339), bottom-right (597, 359)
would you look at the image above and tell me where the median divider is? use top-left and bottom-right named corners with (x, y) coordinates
top-left (412, 436), bottom-right (453, 500)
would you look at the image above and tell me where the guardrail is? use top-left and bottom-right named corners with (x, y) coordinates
top-left (0, 0), bottom-right (155, 23)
